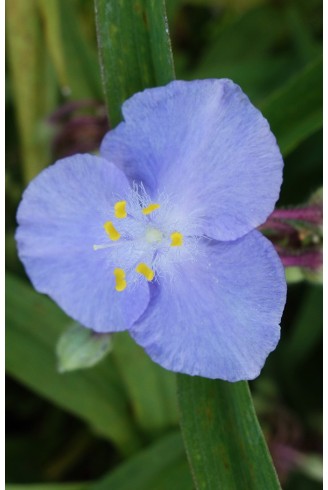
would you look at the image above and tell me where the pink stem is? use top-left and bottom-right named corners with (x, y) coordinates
top-left (278, 251), bottom-right (322, 269)
top-left (260, 219), bottom-right (296, 234)
top-left (269, 206), bottom-right (322, 224)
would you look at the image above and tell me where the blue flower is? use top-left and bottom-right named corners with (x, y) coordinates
top-left (16, 79), bottom-right (286, 381)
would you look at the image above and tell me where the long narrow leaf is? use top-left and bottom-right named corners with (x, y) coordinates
top-left (5, 274), bottom-right (142, 455)
top-left (177, 376), bottom-right (281, 489)
top-left (90, 431), bottom-right (192, 490)
top-left (94, 0), bottom-right (178, 438)
top-left (6, 433), bottom-right (193, 490)
top-left (280, 286), bottom-right (323, 369)
top-left (59, 1), bottom-right (103, 100)
top-left (6, 485), bottom-right (87, 490)
top-left (112, 333), bottom-right (178, 434)
top-left (6, 0), bottom-right (56, 182)
top-left (260, 55), bottom-right (322, 156)
top-left (37, 0), bottom-right (69, 90)
top-left (94, 2), bottom-right (281, 488)
top-left (94, 0), bottom-right (175, 126)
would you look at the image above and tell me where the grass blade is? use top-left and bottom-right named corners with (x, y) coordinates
top-left (177, 376), bottom-right (281, 490)
top-left (94, 0), bottom-right (175, 126)
top-left (260, 56), bottom-right (322, 156)
top-left (6, 274), bottom-right (142, 454)
top-left (113, 333), bottom-right (178, 435)
top-left (6, 0), bottom-right (56, 182)
top-left (91, 431), bottom-right (192, 490)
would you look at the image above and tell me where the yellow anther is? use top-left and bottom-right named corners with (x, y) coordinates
top-left (142, 203), bottom-right (160, 215)
top-left (104, 221), bottom-right (120, 241)
top-left (170, 231), bottom-right (183, 247)
top-left (113, 268), bottom-right (127, 292)
top-left (136, 263), bottom-right (155, 281)
top-left (114, 201), bottom-right (127, 219)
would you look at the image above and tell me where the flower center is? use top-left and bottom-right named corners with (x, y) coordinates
top-left (93, 186), bottom-right (195, 292)
top-left (145, 227), bottom-right (163, 244)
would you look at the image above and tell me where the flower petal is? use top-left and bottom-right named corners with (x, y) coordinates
top-left (101, 79), bottom-right (283, 241)
top-left (130, 231), bottom-right (286, 381)
top-left (16, 154), bottom-right (150, 332)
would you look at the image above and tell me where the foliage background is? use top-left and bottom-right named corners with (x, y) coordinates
top-left (6, 0), bottom-right (322, 489)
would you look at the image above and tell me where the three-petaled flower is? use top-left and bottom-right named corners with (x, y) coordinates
top-left (16, 79), bottom-right (286, 381)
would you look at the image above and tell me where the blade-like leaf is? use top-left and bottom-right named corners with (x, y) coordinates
top-left (94, 1), bottom-right (281, 488)
top-left (177, 376), bottom-right (281, 490)
top-left (94, 0), bottom-right (175, 126)
top-left (6, 485), bottom-right (87, 490)
top-left (280, 286), bottom-right (322, 369)
top-left (6, 433), bottom-right (192, 490)
top-left (6, 0), bottom-right (57, 182)
top-left (112, 333), bottom-right (178, 434)
top-left (90, 431), bottom-right (193, 490)
top-left (59, 1), bottom-right (103, 100)
top-left (37, 0), bottom-right (69, 91)
top-left (94, 0), bottom-right (178, 438)
top-left (260, 56), bottom-right (322, 156)
top-left (5, 274), bottom-right (142, 454)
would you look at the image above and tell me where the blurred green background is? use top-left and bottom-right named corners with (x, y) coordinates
top-left (6, 0), bottom-right (322, 489)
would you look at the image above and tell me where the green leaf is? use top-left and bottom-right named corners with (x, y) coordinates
top-left (86, 1), bottom-right (180, 435)
top-left (285, 262), bottom-right (323, 284)
top-left (56, 322), bottom-right (112, 373)
top-left (177, 376), bottom-right (281, 490)
top-left (297, 453), bottom-right (323, 482)
top-left (285, 2), bottom-right (319, 64)
top-left (112, 332), bottom-right (178, 434)
top-left (285, 266), bottom-right (323, 285)
top-left (94, 2), bottom-right (281, 488)
top-left (260, 56), bottom-right (323, 156)
top-left (37, 0), bottom-right (69, 91)
top-left (6, 485), bottom-right (87, 490)
top-left (285, 267), bottom-right (307, 284)
top-left (6, 0), bottom-right (57, 182)
top-left (189, 4), bottom-right (300, 102)
top-left (90, 431), bottom-right (193, 490)
top-left (280, 285), bottom-right (322, 369)
top-left (59, 1), bottom-right (103, 99)
top-left (5, 274), bottom-right (142, 454)
top-left (94, 0), bottom-right (175, 126)
top-left (6, 433), bottom-right (192, 490)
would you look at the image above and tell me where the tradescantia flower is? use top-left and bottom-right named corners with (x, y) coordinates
top-left (16, 79), bottom-right (286, 381)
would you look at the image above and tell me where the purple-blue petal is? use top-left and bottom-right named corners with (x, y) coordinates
top-left (130, 230), bottom-right (286, 381)
top-left (101, 79), bottom-right (283, 241)
top-left (16, 154), bottom-right (150, 332)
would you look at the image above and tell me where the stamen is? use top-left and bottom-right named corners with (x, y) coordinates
top-left (142, 203), bottom-right (160, 215)
top-left (114, 200), bottom-right (127, 219)
top-left (113, 268), bottom-right (127, 291)
top-left (104, 221), bottom-right (120, 241)
top-left (136, 263), bottom-right (155, 281)
top-left (93, 244), bottom-right (111, 251)
top-left (170, 231), bottom-right (183, 247)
